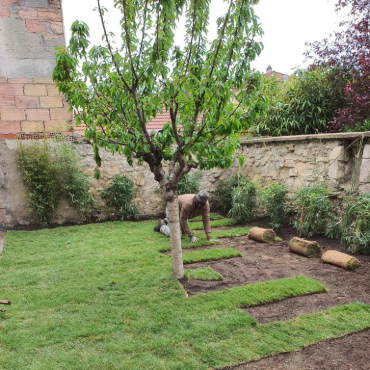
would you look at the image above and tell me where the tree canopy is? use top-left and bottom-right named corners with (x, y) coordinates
top-left (307, 0), bottom-right (370, 131)
top-left (53, 0), bottom-right (263, 278)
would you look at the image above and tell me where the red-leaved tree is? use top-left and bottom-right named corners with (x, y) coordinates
top-left (307, 0), bottom-right (370, 131)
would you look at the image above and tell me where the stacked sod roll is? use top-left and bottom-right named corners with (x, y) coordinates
top-left (249, 227), bottom-right (276, 243)
top-left (322, 250), bottom-right (360, 270)
top-left (288, 237), bottom-right (322, 258)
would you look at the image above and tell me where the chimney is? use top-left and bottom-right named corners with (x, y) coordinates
top-left (266, 65), bottom-right (272, 74)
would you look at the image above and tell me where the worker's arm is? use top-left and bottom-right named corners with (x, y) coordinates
top-left (179, 204), bottom-right (193, 238)
top-left (202, 202), bottom-right (211, 240)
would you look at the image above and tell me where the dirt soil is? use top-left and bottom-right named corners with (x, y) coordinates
top-left (181, 224), bottom-right (370, 370)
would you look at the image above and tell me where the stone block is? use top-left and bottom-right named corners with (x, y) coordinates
top-left (25, 19), bottom-right (48, 33)
top-left (21, 121), bottom-right (44, 132)
top-left (47, 84), bottom-right (61, 96)
top-left (24, 84), bottom-right (47, 96)
top-left (362, 144), bottom-right (370, 159)
top-left (329, 145), bottom-right (345, 161)
top-left (33, 77), bottom-right (54, 84)
top-left (3, 0), bottom-right (19, 4)
top-left (50, 21), bottom-right (63, 34)
top-left (0, 121), bottom-right (21, 133)
top-left (0, 84), bottom-right (23, 96)
top-left (24, 0), bottom-right (49, 7)
top-left (359, 158), bottom-right (370, 183)
top-left (0, 77), bottom-right (7, 83)
top-left (18, 9), bottom-right (38, 19)
top-left (0, 8), bottom-right (10, 17)
top-left (37, 9), bottom-right (62, 21)
top-left (40, 96), bottom-right (63, 108)
top-left (44, 37), bottom-right (65, 52)
top-left (288, 169), bottom-right (298, 177)
top-left (8, 78), bottom-right (32, 84)
top-left (50, 108), bottom-right (72, 120)
top-left (0, 108), bottom-right (25, 121)
top-left (44, 120), bottom-right (69, 132)
top-left (0, 96), bottom-right (15, 107)
top-left (0, 57), bottom-right (56, 78)
top-left (25, 108), bottom-right (50, 121)
top-left (15, 96), bottom-right (40, 108)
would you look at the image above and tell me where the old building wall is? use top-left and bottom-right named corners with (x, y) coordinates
top-left (1, 133), bottom-right (369, 227)
top-left (0, 0), bottom-right (71, 134)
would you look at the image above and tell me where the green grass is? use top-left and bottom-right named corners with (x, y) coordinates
top-left (184, 267), bottom-right (223, 281)
top-left (182, 247), bottom-right (242, 264)
top-left (158, 226), bottom-right (249, 252)
top-left (0, 221), bottom-right (369, 370)
top-left (190, 213), bottom-right (224, 222)
top-left (191, 218), bottom-right (238, 230)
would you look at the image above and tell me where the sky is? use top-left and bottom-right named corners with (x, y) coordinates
top-left (61, 0), bottom-right (344, 75)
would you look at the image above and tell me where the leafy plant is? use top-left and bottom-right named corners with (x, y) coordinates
top-left (293, 185), bottom-right (333, 237)
top-left (251, 67), bottom-right (346, 136)
top-left (259, 184), bottom-right (289, 229)
top-left (101, 175), bottom-right (139, 221)
top-left (177, 172), bottom-right (202, 195)
top-left (54, 142), bottom-right (96, 221)
top-left (18, 140), bottom-right (60, 227)
top-left (228, 177), bottom-right (257, 223)
top-left (53, 0), bottom-right (264, 279)
top-left (213, 175), bottom-right (240, 213)
top-left (327, 194), bottom-right (370, 254)
top-left (307, 0), bottom-right (370, 132)
top-left (18, 139), bottom-right (95, 226)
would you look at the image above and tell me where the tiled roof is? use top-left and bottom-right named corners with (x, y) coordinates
top-left (73, 111), bottom-right (199, 136)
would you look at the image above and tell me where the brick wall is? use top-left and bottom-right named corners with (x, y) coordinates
top-left (0, 0), bottom-right (72, 134)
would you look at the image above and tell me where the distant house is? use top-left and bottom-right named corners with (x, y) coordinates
top-left (263, 65), bottom-right (288, 81)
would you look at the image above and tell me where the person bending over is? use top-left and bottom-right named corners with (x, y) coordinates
top-left (154, 190), bottom-right (217, 243)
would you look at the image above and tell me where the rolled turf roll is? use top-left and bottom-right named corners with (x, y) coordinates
top-left (288, 237), bottom-right (322, 258)
top-left (321, 250), bottom-right (360, 270)
top-left (248, 227), bottom-right (276, 243)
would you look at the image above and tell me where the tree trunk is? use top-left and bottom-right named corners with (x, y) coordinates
top-left (167, 195), bottom-right (184, 279)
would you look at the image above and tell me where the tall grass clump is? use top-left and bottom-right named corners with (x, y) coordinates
top-left (293, 184), bottom-right (333, 237)
top-left (18, 138), bottom-right (95, 226)
top-left (260, 184), bottom-right (289, 229)
top-left (213, 175), bottom-right (240, 213)
top-left (177, 172), bottom-right (202, 195)
top-left (327, 194), bottom-right (370, 254)
top-left (228, 177), bottom-right (257, 223)
top-left (101, 175), bottom-right (139, 220)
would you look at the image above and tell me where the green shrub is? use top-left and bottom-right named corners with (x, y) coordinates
top-left (327, 194), bottom-right (370, 254)
top-left (213, 175), bottom-right (239, 213)
top-left (54, 142), bottom-right (96, 220)
top-left (228, 177), bottom-right (257, 223)
top-left (293, 185), bottom-right (333, 237)
top-left (177, 172), bottom-right (202, 195)
top-left (251, 67), bottom-right (347, 136)
top-left (18, 141), bottom-right (61, 226)
top-left (259, 184), bottom-right (289, 229)
top-left (101, 175), bottom-right (139, 220)
top-left (17, 139), bottom-right (95, 226)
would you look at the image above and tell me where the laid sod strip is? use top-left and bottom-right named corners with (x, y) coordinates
top-left (196, 302), bottom-right (370, 369)
top-left (190, 213), bottom-right (224, 222)
top-left (158, 226), bottom-right (250, 252)
top-left (182, 247), bottom-right (242, 264)
top-left (188, 276), bottom-right (326, 310)
top-left (184, 267), bottom-right (223, 281)
top-left (191, 218), bottom-right (238, 230)
top-left (1, 221), bottom-right (370, 370)
top-left (211, 226), bottom-right (250, 239)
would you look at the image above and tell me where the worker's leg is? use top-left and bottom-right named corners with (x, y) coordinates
top-left (160, 224), bottom-right (170, 236)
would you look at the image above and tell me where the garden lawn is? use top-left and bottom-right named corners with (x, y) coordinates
top-left (1, 221), bottom-right (370, 370)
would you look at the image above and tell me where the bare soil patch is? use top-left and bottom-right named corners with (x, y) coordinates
top-left (181, 224), bottom-right (370, 370)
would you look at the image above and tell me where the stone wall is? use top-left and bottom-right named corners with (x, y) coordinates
top-left (1, 132), bottom-right (370, 227)
top-left (0, 0), bottom-right (72, 134)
